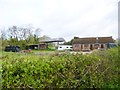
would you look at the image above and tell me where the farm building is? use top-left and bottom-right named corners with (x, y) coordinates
top-left (39, 38), bottom-right (65, 49)
top-left (26, 44), bottom-right (47, 50)
top-left (57, 45), bottom-right (73, 50)
top-left (72, 36), bottom-right (115, 51)
top-left (27, 38), bottom-right (65, 50)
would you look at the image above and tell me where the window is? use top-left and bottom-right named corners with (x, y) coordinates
top-left (70, 47), bottom-right (73, 48)
top-left (66, 47), bottom-right (68, 48)
top-left (60, 47), bottom-right (62, 48)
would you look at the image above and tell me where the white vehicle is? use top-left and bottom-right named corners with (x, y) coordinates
top-left (58, 45), bottom-right (73, 50)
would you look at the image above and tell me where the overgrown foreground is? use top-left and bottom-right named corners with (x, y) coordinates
top-left (1, 47), bottom-right (120, 88)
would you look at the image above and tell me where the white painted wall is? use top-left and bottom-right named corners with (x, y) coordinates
top-left (58, 45), bottom-right (73, 50)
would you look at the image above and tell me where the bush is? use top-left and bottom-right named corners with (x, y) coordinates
top-left (1, 47), bottom-right (119, 88)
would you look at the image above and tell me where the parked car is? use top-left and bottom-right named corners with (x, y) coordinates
top-left (4, 45), bottom-right (21, 52)
top-left (58, 45), bottom-right (73, 51)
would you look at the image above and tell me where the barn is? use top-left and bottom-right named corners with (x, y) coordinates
top-left (26, 38), bottom-right (65, 50)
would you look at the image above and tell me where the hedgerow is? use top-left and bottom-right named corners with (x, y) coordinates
top-left (1, 47), bottom-right (119, 88)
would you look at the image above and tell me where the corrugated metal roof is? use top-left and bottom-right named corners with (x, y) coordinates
top-left (40, 38), bottom-right (65, 43)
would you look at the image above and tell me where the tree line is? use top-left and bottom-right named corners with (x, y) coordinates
top-left (1, 25), bottom-right (119, 51)
top-left (0, 25), bottom-right (51, 50)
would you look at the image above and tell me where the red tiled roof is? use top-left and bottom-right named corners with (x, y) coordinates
top-left (98, 36), bottom-right (114, 43)
top-left (72, 37), bottom-right (96, 44)
top-left (72, 36), bottom-right (114, 44)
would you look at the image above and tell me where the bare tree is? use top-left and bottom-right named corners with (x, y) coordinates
top-left (1, 25), bottom-right (42, 49)
top-left (8, 26), bottom-right (19, 40)
top-left (35, 28), bottom-right (42, 38)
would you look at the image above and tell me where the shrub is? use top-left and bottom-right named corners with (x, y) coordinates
top-left (1, 47), bottom-right (119, 88)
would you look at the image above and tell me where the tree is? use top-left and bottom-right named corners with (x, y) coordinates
top-left (33, 28), bottom-right (42, 43)
top-left (35, 28), bottom-right (42, 38)
top-left (0, 25), bottom-right (42, 50)
top-left (27, 35), bottom-right (35, 44)
top-left (63, 38), bottom-right (74, 45)
top-left (0, 28), bottom-right (8, 50)
top-left (8, 26), bottom-right (19, 40)
top-left (39, 35), bottom-right (51, 42)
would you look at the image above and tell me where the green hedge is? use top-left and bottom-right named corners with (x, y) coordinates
top-left (1, 47), bottom-right (119, 88)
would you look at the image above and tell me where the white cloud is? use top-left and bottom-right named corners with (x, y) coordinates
top-left (0, 0), bottom-right (119, 41)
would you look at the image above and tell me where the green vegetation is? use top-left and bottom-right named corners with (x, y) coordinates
top-left (0, 25), bottom-right (51, 51)
top-left (1, 47), bottom-right (119, 88)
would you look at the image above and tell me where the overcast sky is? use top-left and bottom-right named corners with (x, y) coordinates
top-left (0, 0), bottom-right (119, 41)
